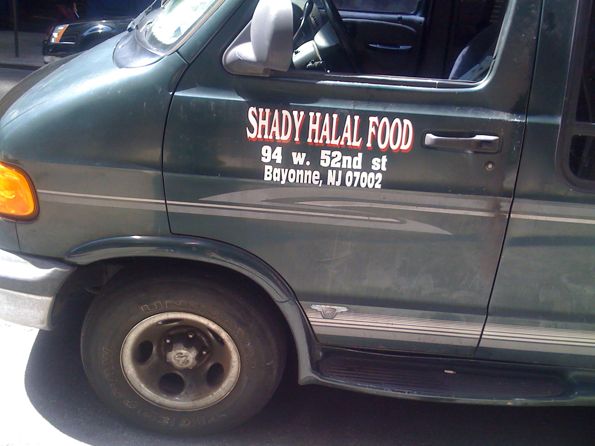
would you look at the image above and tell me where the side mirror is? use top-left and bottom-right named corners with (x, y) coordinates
top-left (223, 0), bottom-right (293, 76)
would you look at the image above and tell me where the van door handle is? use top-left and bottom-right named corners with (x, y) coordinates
top-left (424, 133), bottom-right (501, 154)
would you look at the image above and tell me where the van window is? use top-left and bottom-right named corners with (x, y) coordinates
top-left (137, 0), bottom-right (223, 53)
top-left (575, 8), bottom-right (594, 123)
top-left (290, 0), bottom-right (509, 82)
top-left (567, 1), bottom-right (595, 182)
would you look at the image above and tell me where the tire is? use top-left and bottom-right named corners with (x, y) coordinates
top-left (81, 271), bottom-right (287, 435)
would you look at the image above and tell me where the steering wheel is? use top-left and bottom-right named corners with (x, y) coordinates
top-left (294, 0), bottom-right (315, 45)
top-left (320, 0), bottom-right (360, 72)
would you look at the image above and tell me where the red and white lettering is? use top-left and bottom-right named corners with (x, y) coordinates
top-left (401, 119), bottom-right (414, 152)
top-left (377, 117), bottom-right (391, 152)
top-left (270, 110), bottom-right (281, 141)
top-left (308, 112), bottom-right (322, 144)
top-left (257, 108), bottom-right (270, 140)
top-left (390, 119), bottom-right (402, 152)
top-left (330, 114), bottom-right (342, 147)
top-left (367, 117), bottom-right (380, 150)
top-left (246, 107), bottom-right (259, 140)
top-left (351, 115), bottom-right (363, 149)
top-left (319, 114), bottom-right (332, 145)
top-left (279, 110), bottom-right (292, 143)
top-left (292, 111), bottom-right (305, 144)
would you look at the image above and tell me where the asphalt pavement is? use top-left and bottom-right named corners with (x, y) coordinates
top-left (1, 67), bottom-right (595, 446)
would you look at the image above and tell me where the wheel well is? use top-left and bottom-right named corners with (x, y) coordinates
top-left (52, 257), bottom-right (299, 376)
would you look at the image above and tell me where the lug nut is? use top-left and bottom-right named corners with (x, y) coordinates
top-left (188, 332), bottom-right (195, 339)
top-left (201, 349), bottom-right (208, 356)
top-left (165, 338), bottom-right (171, 344)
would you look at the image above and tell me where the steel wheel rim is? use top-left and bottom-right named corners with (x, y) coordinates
top-left (120, 311), bottom-right (241, 411)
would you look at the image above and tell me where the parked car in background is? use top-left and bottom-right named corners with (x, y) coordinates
top-left (43, 18), bottom-right (132, 63)
top-left (43, 0), bottom-right (152, 63)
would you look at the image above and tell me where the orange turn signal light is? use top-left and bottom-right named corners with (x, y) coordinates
top-left (0, 162), bottom-right (38, 220)
top-left (55, 26), bottom-right (68, 43)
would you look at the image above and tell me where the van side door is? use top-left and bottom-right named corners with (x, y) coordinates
top-left (163, 0), bottom-right (541, 357)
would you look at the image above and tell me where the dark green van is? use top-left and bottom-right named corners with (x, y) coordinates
top-left (1, 0), bottom-right (594, 435)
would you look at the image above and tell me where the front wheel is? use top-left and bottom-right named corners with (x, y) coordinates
top-left (81, 272), bottom-right (287, 435)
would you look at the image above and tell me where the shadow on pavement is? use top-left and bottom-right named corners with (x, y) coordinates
top-left (24, 307), bottom-right (595, 446)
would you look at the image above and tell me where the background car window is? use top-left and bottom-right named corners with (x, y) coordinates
top-left (567, 1), bottom-right (595, 182)
top-left (332, 0), bottom-right (421, 14)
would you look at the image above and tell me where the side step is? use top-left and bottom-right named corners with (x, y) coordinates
top-left (315, 348), bottom-right (595, 405)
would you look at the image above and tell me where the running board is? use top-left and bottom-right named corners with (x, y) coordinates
top-left (314, 349), bottom-right (595, 405)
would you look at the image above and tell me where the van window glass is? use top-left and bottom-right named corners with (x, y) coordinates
top-left (576, 5), bottom-right (594, 123)
top-left (290, 0), bottom-right (509, 82)
top-left (567, 2), bottom-right (595, 182)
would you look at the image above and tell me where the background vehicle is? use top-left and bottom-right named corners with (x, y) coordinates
top-left (43, 0), bottom-right (152, 63)
top-left (43, 18), bottom-right (132, 63)
top-left (1, 0), bottom-right (594, 436)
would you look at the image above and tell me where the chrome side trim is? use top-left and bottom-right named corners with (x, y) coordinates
top-left (36, 191), bottom-right (595, 226)
top-left (37, 189), bottom-right (507, 223)
top-left (169, 200), bottom-right (406, 222)
top-left (299, 200), bottom-right (499, 218)
top-left (510, 213), bottom-right (595, 226)
top-left (305, 303), bottom-right (595, 355)
top-left (38, 190), bottom-right (164, 204)
top-left (483, 324), bottom-right (595, 349)
top-left (304, 305), bottom-right (484, 343)
top-left (510, 199), bottom-right (595, 225)
top-left (37, 190), bottom-right (166, 211)
top-left (168, 201), bottom-right (451, 234)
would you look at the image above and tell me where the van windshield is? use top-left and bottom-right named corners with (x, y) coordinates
top-left (137, 0), bottom-right (223, 53)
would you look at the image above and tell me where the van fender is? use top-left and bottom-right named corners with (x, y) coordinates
top-left (65, 235), bottom-right (317, 382)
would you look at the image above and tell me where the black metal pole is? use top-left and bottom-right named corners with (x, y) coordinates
top-left (11, 0), bottom-right (19, 58)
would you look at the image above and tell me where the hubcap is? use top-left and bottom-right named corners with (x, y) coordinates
top-left (120, 312), bottom-right (241, 411)
top-left (166, 343), bottom-right (199, 369)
